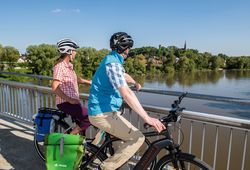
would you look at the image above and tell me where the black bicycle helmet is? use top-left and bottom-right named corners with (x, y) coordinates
top-left (110, 32), bottom-right (134, 53)
top-left (57, 38), bottom-right (79, 54)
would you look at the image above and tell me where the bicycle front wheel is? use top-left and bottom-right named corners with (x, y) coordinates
top-left (34, 120), bottom-right (70, 161)
top-left (155, 153), bottom-right (212, 170)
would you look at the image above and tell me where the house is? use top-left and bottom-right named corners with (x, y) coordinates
top-left (17, 54), bottom-right (27, 63)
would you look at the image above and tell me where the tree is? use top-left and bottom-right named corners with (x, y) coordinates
top-left (124, 54), bottom-right (146, 75)
top-left (2, 46), bottom-right (20, 71)
top-left (26, 44), bottom-right (57, 76)
top-left (175, 56), bottom-right (195, 72)
top-left (0, 44), bottom-right (3, 59)
top-left (226, 57), bottom-right (238, 69)
top-left (210, 56), bottom-right (221, 70)
top-left (75, 47), bottom-right (108, 77)
top-left (0, 44), bottom-right (4, 70)
top-left (124, 57), bottom-right (134, 73)
top-left (162, 53), bottom-right (175, 73)
top-left (133, 54), bottom-right (146, 74)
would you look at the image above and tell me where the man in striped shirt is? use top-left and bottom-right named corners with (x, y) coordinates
top-left (88, 32), bottom-right (165, 170)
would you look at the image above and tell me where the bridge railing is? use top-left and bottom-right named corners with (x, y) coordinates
top-left (0, 79), bottom-right (250, 170)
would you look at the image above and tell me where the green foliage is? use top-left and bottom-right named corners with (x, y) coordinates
top-left (0, 44), bottom-right (3, 59)
top-left (191, 54), bottom-right (208, 70)
top-left (162, 53), bottom-right (175, 72)
top-left (211, 56), bottom-right (225, 70)
top-left (1, 41), bottom-right (250, 79)
top-left (26, 44), bottom-right (57, 76)
top-left (17, 62), bottom-right (28, 68)
top-left (133, 54), bottom-right (146, 74)
top-left (129, 46), bottom-right (158, 59)
top-left (0, 44), bottom-right (4, 70)
top-left (226, 56), bottom-right (250, 69)
top-left (74, 47), bottom-right (109, 78)
top-left (175, 56), bottom-right (195, 72)
top-left (124, 54), bottom-right (146, 75)
top-left (1, 46), bottom-right (20, 71)
top-left (124, 57), bottom-right (134, 73)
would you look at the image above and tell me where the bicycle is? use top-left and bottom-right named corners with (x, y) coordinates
top-left (34, 92), bottom-right (212, 169)
top-left (80, 92), bottom-right (213, 170)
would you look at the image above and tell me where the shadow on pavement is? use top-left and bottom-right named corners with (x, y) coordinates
top-left (0, 114), bottom-right (45, 170)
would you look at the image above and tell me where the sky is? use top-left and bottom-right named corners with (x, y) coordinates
top-left (0, 0), bottom-right (250, 56)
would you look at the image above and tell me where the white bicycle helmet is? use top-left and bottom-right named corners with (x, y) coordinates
top-left (57, 38), bottom-right (79, 54)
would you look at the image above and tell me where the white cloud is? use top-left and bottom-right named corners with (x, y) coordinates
top-left (51, 8), bottom-right (80, 14)
top-left (51, 9), bottom-right (62, 13)
top-left (72, 9), bottom-right (81, 13)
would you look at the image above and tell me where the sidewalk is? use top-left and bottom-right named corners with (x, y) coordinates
top-left (0, 114), bottom-right (45, 170)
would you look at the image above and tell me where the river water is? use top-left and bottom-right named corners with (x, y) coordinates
top-left (141, 70), bottom-right (250, 99)
top-left (130, 70), bottom-right (250, 119)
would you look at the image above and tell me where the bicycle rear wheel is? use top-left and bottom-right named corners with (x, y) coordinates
top-left (155, 153), bottom-right (212, 170)
top-left (34, 120), bottom-right (70, 161)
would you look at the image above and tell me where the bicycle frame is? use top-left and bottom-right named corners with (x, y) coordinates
top-left (134, 129), bottom-right (177, 170)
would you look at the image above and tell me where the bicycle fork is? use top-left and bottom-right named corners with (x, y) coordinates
top-left (169, 146), bottom-right (185, 170)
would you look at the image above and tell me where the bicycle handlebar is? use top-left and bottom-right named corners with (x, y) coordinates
top-left (144, 92), bottom-right (188, 129)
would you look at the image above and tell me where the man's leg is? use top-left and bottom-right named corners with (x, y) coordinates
top-left (89, 112), bottom-right (145, 170)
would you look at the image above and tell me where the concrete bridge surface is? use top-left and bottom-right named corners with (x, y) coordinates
top-left (0, 114), bottom-right (45, 170)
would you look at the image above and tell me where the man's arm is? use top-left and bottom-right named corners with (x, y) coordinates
top-left (118, 86), bottom-right (165, 133)
top-left (124, 73), bottom-right (141, 91)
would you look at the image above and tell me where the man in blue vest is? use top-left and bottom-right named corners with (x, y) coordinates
top-left (88, 32), bottom-right (165, 170)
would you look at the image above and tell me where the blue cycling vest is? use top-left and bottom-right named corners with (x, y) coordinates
top-left (88, 51), bottom-right (124, 116)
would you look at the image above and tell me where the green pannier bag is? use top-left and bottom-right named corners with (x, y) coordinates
top-left (45, 133), bottom-right (85, 170)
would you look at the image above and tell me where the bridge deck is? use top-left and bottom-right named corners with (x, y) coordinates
top-left (0, 114), bottom-right (45, 170)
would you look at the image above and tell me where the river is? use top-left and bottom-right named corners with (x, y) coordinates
top-left (130, 70), bottom-right (250, 119)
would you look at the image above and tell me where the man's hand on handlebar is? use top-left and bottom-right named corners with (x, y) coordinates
top-left (134, 82), bottom-right (141, 91)
top-left (145, 116), bottom-right (166, 133)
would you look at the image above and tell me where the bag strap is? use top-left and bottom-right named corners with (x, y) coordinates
top-left (39, 113), bottom-right (46, 127)
top-left (60, 137), bottom-right (64, 156)
top-left (52, 136), bottom-right (65, 160)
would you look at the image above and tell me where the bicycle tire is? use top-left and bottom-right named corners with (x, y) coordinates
top-left (34, 119), bottom-right (70, 161)
top-left (155, 152), bottom-right (212, 170)
top-left (80, 143), bottom-right (108, 169)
